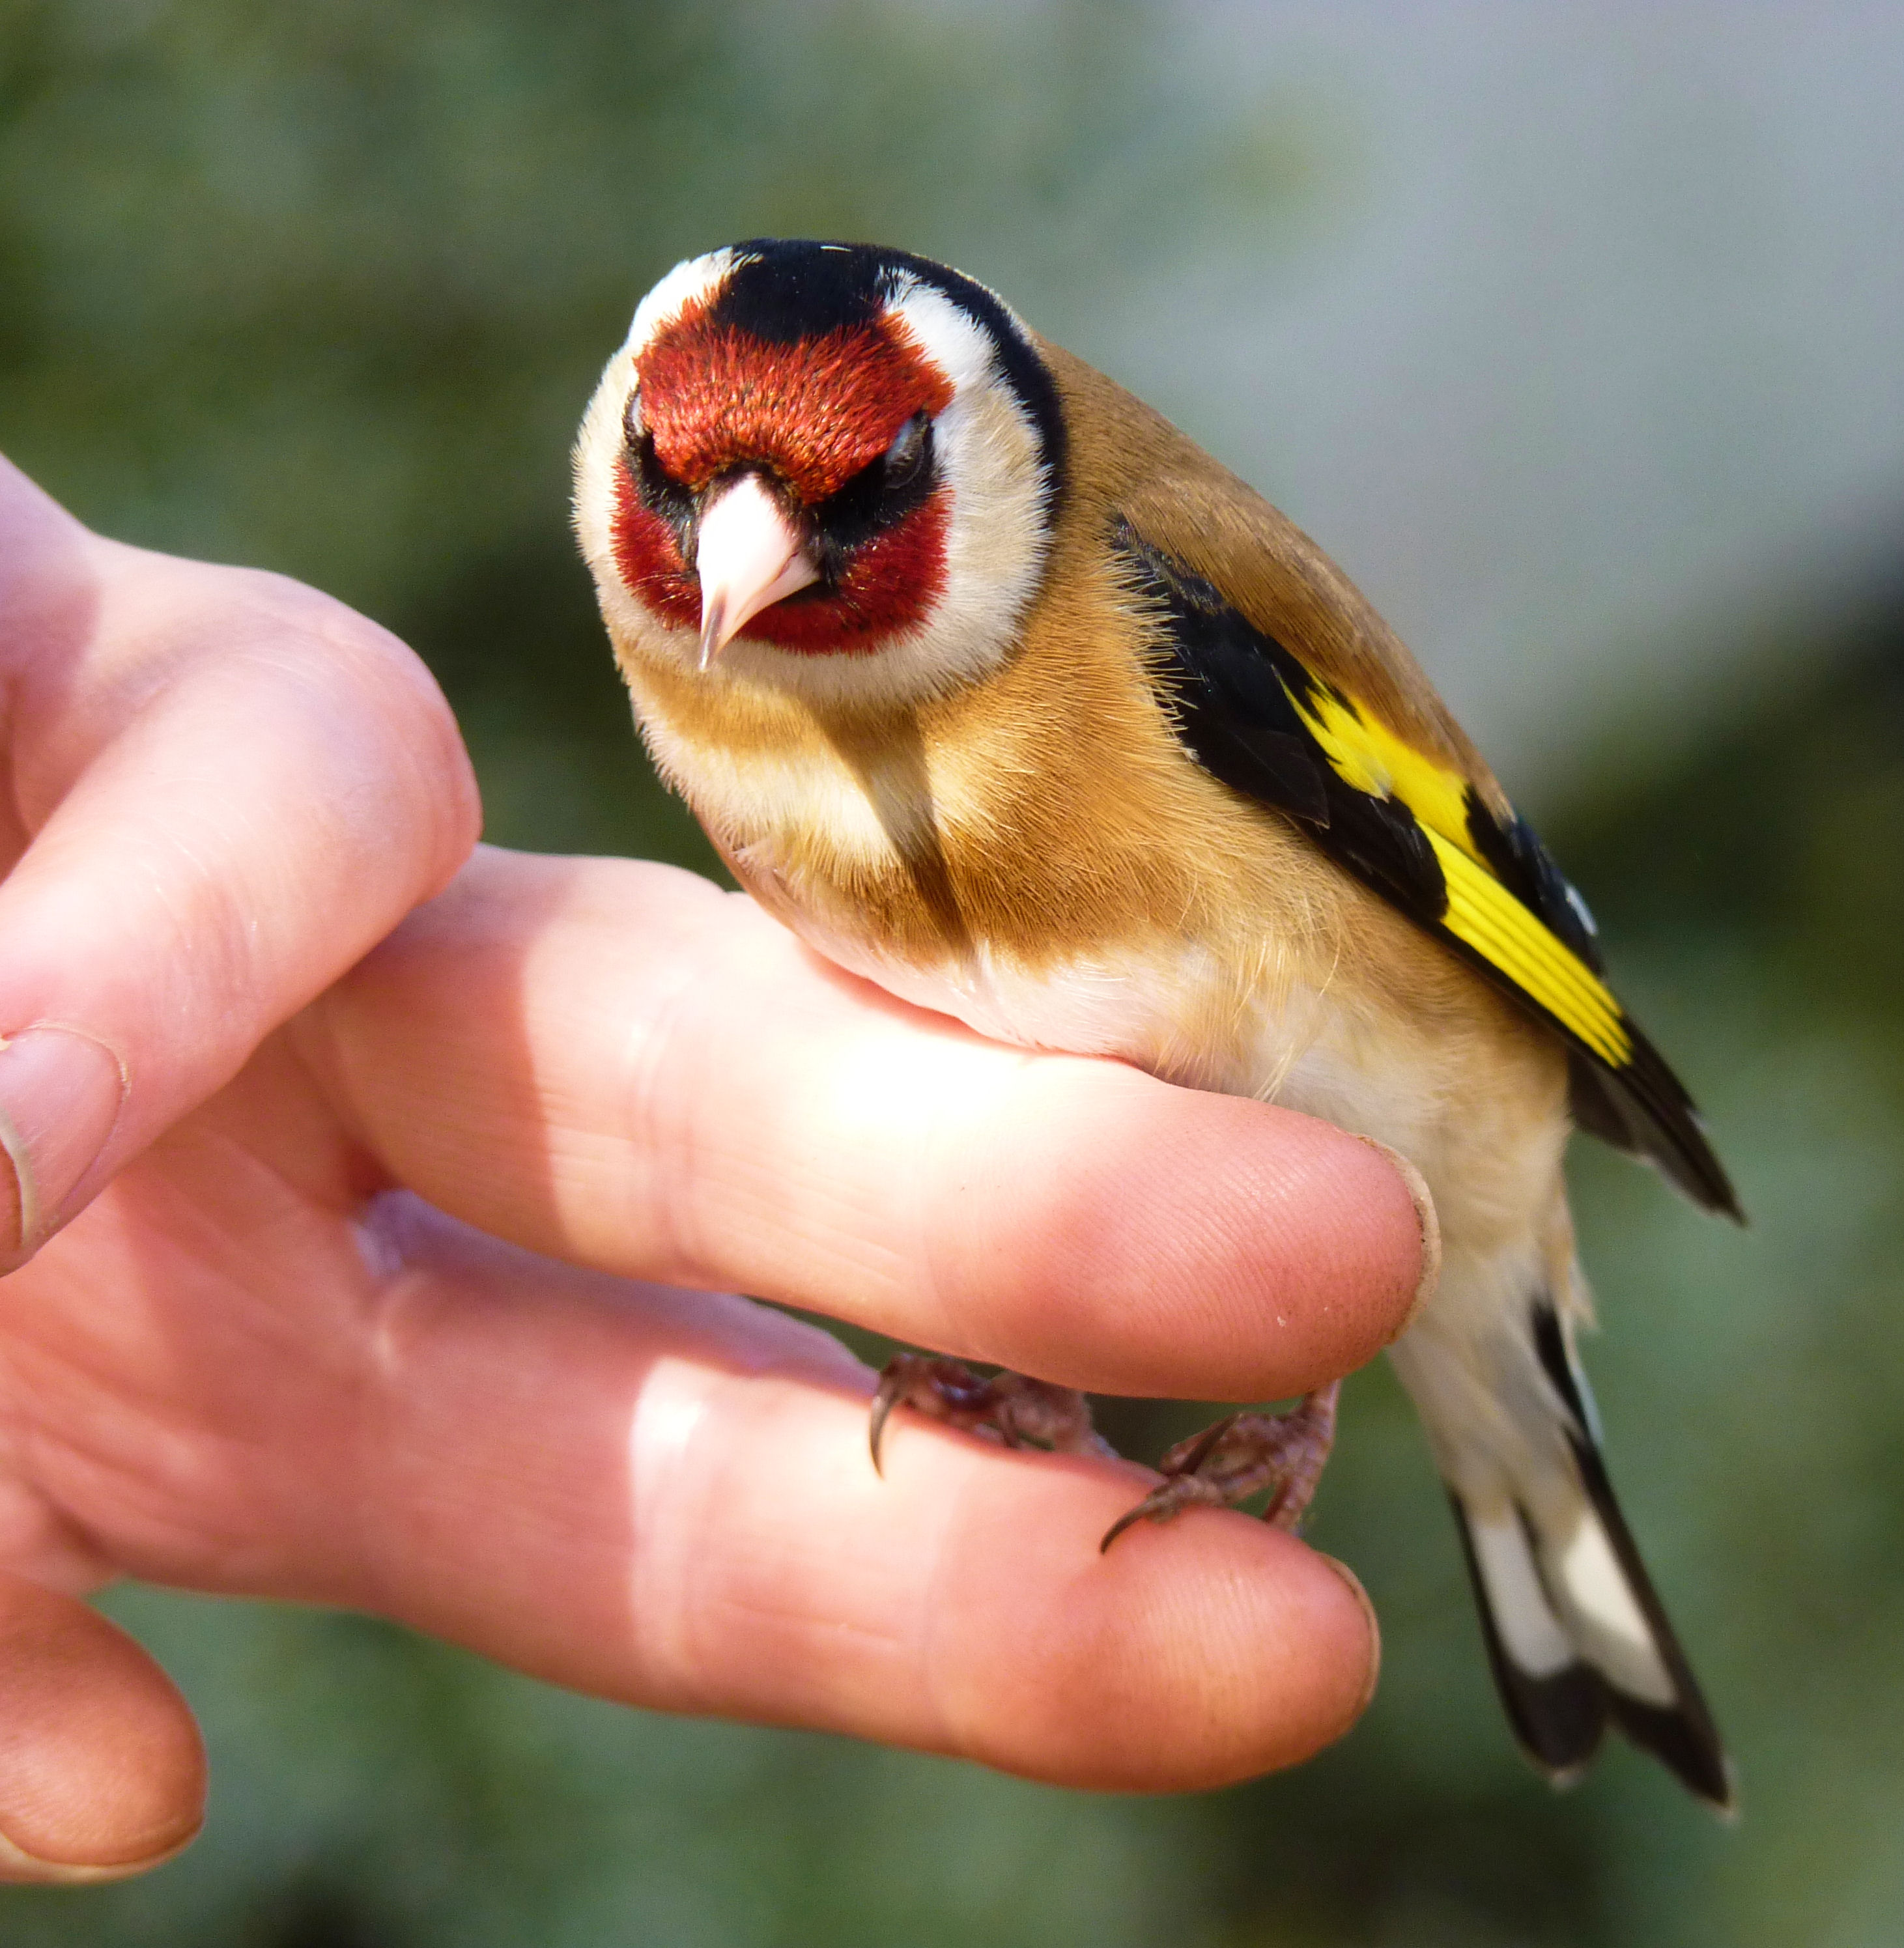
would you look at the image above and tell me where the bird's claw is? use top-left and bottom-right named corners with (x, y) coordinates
top-left (870, 1353), bottom-right (1115, 1473)
top-left (1099, 1382), bottom-right (1341, 1553)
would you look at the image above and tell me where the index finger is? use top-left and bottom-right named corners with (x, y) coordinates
top-left (0, 461), bottom-right (480, 1260)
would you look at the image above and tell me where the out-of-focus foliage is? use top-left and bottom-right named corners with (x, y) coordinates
top-left (0, 0), bottom-right (1308, 866)
top-left (4, 4), bottom-right (1904, 1945)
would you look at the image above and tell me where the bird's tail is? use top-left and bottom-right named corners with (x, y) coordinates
top-left (1401, 1295), bottom-right (1731, 1809)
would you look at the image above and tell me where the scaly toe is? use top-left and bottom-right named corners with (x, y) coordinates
top-left (871, 1355), bottom-right (1115, 1471)
top-left (1098, 1384), bottom-right (1343, 1549)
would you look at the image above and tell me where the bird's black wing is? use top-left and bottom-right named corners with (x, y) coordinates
top-left (1120, 524), bottom-right (1741, 1220)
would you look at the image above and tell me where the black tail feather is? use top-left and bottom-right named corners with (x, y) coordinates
top-left (1530, 1303), bottom-right (1733, 1807)
top-left (1562, 1437), bottom-right (1733, 1809)
top-left (1452, 1499), bottom-right (1608, 1780)
top-left (1449, 1478), bottom-right (1733, 1811)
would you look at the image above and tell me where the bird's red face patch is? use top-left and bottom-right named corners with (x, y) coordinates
top-left (637, 309), bottom-right (954, 501)
top-left (610, 470), bottom-right (952, 652)
top-left (610, 297), bottom-right (957, 655)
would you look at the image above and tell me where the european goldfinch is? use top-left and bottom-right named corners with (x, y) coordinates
top-left (573, 239), bottom-right (1739, 1807)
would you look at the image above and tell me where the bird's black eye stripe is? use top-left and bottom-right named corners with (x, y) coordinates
top-left (624, 407), bottom-right (698, 558)
top-left (620, 381), bottom-right (936, 582)
top-left (808, 417), bottom-right (939, 569)
top-left (882, 411), bottom-right (928, 489)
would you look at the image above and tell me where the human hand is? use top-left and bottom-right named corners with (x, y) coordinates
top-left (0, 454), bottom-right (478, 1880)
top-left (0, 465), bottom-right (1427, 1885)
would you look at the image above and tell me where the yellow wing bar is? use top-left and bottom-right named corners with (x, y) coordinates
top-left (1287, 680), bottom-right (1631, 1066)
top-left (1427, 831), bottom-right (1631, 1065)
top-left (1288, 683), bottom-right (1484, 867)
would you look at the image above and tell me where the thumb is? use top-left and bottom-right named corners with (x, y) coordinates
top-left (0, 1574), bottom-right (205, 1883)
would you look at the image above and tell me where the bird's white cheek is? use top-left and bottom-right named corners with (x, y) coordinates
top-left (573, 341), bottom-right (652, 644)
top-left (574, 351), bottom-right (631, 553)
top-left (926, 381), bottom-right (1053, 677)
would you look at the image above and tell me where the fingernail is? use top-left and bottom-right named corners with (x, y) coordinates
top-left (1318, 1553), bottom-right (1383, 1719)
top-left (0, 1822), bottom-right (196, 1886)
top-left (1351, 1135), bottom-right (1441, 1338)
top-left (0, 1026), bottom-right (126, 1258)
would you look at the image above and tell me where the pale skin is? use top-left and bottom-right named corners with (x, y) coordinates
top-left (0, 457), bottom-right (1423, 1884)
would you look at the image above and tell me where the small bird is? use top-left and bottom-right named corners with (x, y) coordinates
top-left (573, 238), bottom-right (1739, 1807)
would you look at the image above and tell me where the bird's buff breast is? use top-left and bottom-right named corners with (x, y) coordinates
top-left (773, 896), bottom-right (1266, 1094)
top-left (631, 690), bottom-right (1328, 1094)
top-left (722, 818), bottom-right (1458, 1168)
top-left (623, 651), bottom-right (1554, 1213)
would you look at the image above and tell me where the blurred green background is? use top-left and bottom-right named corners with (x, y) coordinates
top-left (5, 2), bottom-right (1904, 1942)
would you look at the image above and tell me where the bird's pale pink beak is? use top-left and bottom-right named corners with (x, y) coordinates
top-left (694, 473), bottom-right (820, 669)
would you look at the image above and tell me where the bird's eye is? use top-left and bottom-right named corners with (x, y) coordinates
top-left (622, 389), bottom-right (645, 446)
top-left (882, 412), bottom-right (929, 489)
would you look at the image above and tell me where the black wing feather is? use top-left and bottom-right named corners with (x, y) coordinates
top-left (1119, 524), bottom-right (1742, 1220)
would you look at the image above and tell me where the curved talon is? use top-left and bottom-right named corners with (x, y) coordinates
top-left (1098, 1387), bottom-right (1341, 1552)
top-left (868, 1376), bottom-right (902, 1476)
top-left (868, 1351), bottom-right (991, 1475)
top-left (1100, 1497), bottom-right (1157, 1554)
top-left (868, 1353), bottom-right (1112, 1474)
top-left (1158, 1412), bottom-right (1241, 1479)
top-left (1099, 1473), bottom-right (1227, 1553)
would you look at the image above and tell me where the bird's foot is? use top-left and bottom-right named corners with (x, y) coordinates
top-left (870, 1354), bottom-right (1116, 1472)
top-left (1099, 1381), bottom-right (1341, 1552)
